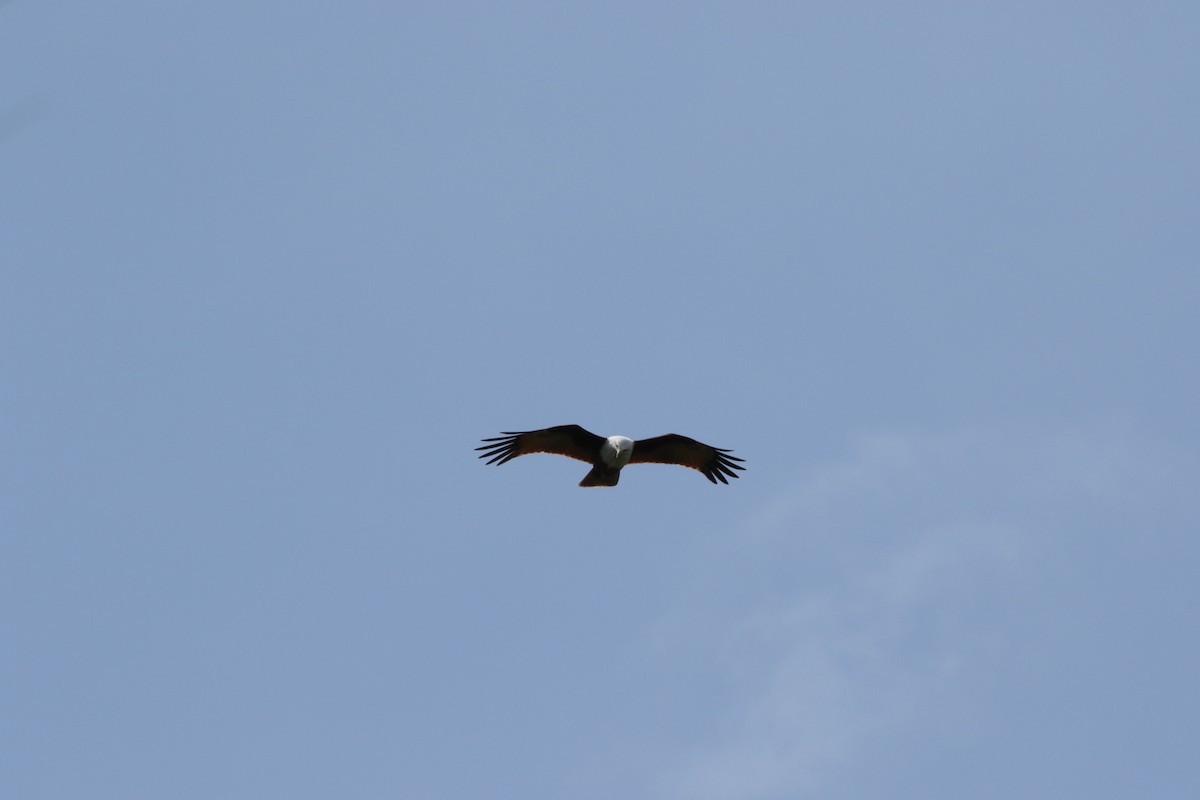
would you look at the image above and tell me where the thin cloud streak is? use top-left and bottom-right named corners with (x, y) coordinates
top-left (655, 423), bottom-right (1178, 799)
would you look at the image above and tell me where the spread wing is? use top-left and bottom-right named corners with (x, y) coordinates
top-left (629, 433), bottom-right (746, 484)
top-left (476, 424), bottom-right (605, 466)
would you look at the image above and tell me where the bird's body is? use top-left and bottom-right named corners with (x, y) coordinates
top-left (476, 424), bottom-right (744, 487)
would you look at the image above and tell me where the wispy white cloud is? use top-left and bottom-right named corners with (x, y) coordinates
top-left (654, 423), bottom-right (1178, 799)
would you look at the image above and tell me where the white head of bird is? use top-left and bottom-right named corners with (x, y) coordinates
top-left (602, 435), bottom-right (634, 468)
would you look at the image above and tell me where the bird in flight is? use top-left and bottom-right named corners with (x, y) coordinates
top-left (477, 424), bottom-right (745, 487)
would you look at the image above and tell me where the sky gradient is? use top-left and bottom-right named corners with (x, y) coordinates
top-left (4, 2), bottom-right (1198, 798)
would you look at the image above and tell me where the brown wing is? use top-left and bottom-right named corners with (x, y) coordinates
top-left (629, 434), bottom-right (745, 484)
top-left (476, 424), bottom-right (606, 466)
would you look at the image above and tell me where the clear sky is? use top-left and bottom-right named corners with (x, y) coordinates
top-left (3, 2), bottom-right (1198, 798)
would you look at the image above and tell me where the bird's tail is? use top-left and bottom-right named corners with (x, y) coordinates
top-left (579, 465), bottom-right (621, 487)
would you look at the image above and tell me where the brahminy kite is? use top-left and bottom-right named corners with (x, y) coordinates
top-left (477, 424), bottom-right (745, 487)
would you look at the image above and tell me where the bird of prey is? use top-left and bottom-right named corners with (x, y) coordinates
top-left (477, 424), bottom-right (745, 487)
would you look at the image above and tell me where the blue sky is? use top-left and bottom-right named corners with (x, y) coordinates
top-left (3, 2), bottom-right (1198, 798)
